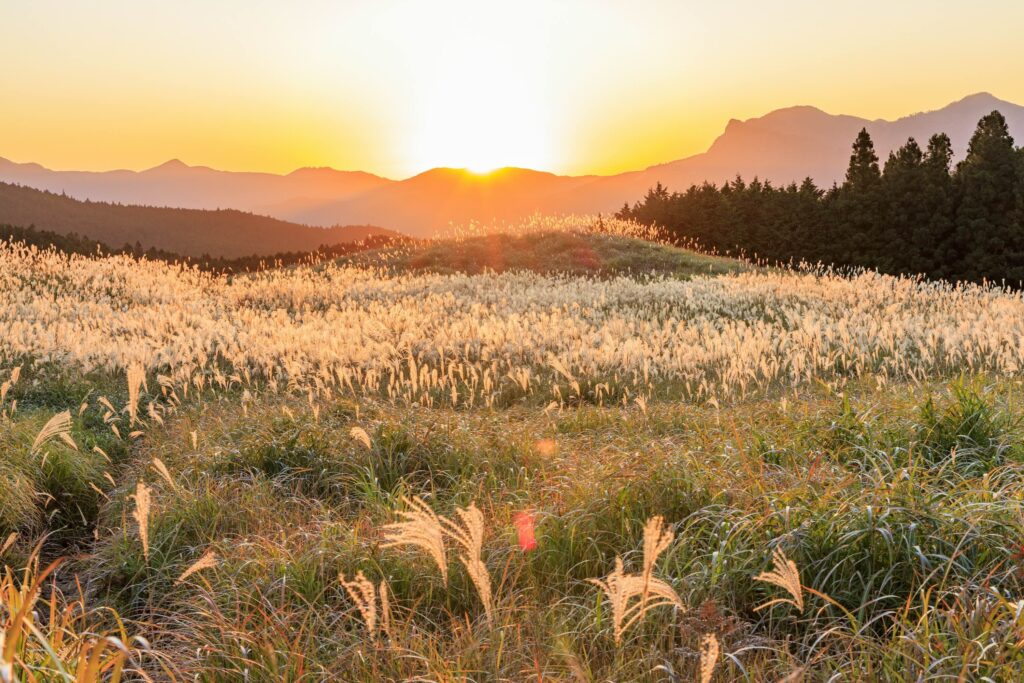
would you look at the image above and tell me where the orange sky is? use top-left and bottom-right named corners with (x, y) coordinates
top-left (2, 1), bottom-right (1023, 178)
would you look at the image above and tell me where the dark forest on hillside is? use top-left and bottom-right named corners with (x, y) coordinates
top-left (0, 223), bottom-right (405, 273)
top-left (0, 181), bottom-right (393, 258)
top-left (619, 111), bottom-right (1024, 283)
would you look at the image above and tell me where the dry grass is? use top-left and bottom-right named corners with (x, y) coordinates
top-left (699, 632), bottom-right (719, 683)
top-left (0, 546), bottom-right (168, 682)
top-left (754, 547), bottom-right (804, 613)
top-left (131, 482), bottom-right (151, 563)
top-left (3, 218), bottom-right (1024, 680)
top-left (381, 495), bottom-right (449, 584)
top-left (588, 516), bottom-right (683, 645)
top-left (175, 550), bottom-right (217, 585)
top-left (30, 410), bottom-right (76, 455)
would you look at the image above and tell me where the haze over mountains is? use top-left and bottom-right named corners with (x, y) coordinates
top-left (2, 92), bottom-right (1022, 239)
top-left (0, 183), bottom-right (393, 258)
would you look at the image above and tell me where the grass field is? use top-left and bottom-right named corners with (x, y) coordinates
top-left (2, 217), bottom-right (1024, 681)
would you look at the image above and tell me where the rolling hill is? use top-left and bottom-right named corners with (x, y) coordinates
top-left (2, 93), bottom-right (1022, 237)
top-left (0, 182), bottom-right (393, 258)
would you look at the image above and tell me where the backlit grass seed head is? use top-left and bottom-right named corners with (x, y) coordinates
top-left (176, 550), bottom-right (218, 584)
top-left (126, 362), bottom-right (145, 426)
top-left (382, 497), bottom-right (494, 623)
top-left (0, 533), bottom-right (16, 555)
top-left (588, 557), bottom-right (683, 645)
top-left (349, 426), bottom-right (372, 450)
top-left (589, 516), bottom-right (682, 645)
top-left (339, 571), bottom-right (379, 641)
top-left (382, 496), bottom-right (448, 583)
top-left (150, 457), bottom-right (177, 492)
top-left (132, 482), bottom-right (152, 562)
top-left (441, 502), bottom-right (493, 624)
top-left (641, 515), bottom-right (673, 599)
top-left (754, 547), bottom-right (804, 613)
top-left (700, 632), bottom-right (720, 683)
top-left (31, 410), bottom-right (76, 455)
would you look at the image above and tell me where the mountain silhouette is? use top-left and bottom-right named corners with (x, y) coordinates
top-left (2, 93), bottom-right (1022, 237)
top-left (0, 157), bottom-right (390, 216)
top-left (0, 182), bottom-right (393, 257)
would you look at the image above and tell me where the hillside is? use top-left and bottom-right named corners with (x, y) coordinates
top-left (4, 216), bottom-right (1024, 679)
top-left (2, 93), bottom-right (1023, 237)
top-left (0, 182), bottom-right (394, 258)
top-left (344, 230), bottom-right (745, 278)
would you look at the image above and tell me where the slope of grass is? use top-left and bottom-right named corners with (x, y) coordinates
top-left (5, 227), bottom-right (1024, 681)
top-left (341, 231), bottom-right (745, 278)
top-left (6, 370), bottom-right (1024, 680)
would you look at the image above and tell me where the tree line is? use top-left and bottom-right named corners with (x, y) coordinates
top-left (0, 223), bottom-right (404, 274)
top-left (618, 111), bottom-right (1024, 283)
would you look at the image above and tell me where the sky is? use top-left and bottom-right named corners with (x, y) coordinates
top-left (2, 0), bottom-right (1023, 179)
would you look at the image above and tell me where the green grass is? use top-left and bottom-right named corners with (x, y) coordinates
top-left (339, 231), bottom-right (746, 278)
top-left (6, 368), bottom-right (1024, 680)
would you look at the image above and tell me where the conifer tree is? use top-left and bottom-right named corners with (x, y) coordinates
top-left (954, 111), bottom-right (1021, 281)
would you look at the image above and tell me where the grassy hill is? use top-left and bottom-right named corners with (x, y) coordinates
top-left (0, 181), bottom-right (394, 258)
top-left (2, 217), bottom-right (1024, 681)
top-left (342, 230), bottom-right (745, 278)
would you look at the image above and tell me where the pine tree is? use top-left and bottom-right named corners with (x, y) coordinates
top-left (846, 128), bottom-right (882, 189)
top-left (954, 111), bottom-right (1021, 281)
top-left (919, 133), bottom-right (956, 278)
top-left (838, 128), bottom-right (883, 265)
top-left (880, 138), bottom-right (926, 272)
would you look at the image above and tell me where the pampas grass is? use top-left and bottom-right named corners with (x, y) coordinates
top-left (754, 547), bottom-right (804, 613)
top-left (349, 426), bottom-right (372, 450)
top-left (0, 534), bottom-right (16, 556)
top-left (699, 633), bottom-right (719, 683)
top-left (150, 457), bottom-right (177, 492)
top-left (176, 550), bottom-right (218, 585)
top-left (132, 482), bottom-right (152, 562)
top-left (30, 410), bottom-right (76, 455)
top-left (641, 515), bottom-right (672, 603)
top-left (339, 572), bottom-right (392, 644)
top-left (588, 516), bottom-right (682, 645)
top-left (382, 495), bottom-right (448, 583)
top-left (126, 363), bottom-right (145, 426)
top-left (382, 497), bottom-right (493, 624)
top-left (0, 366), bottom-right (19, 417)
top-left (440, 502), bottom-right (493, 624)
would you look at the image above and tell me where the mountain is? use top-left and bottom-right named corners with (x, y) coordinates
top-left (0, 157), bottom-right (391, 217)
top-left (0, 182), bottom-right (394, 258)
top-left (621, 92), bottom-right (1024, 196)
top-left (289, 167), bottom-right (599, 236)
top-left (2, 93), bottom-right (1023, 237)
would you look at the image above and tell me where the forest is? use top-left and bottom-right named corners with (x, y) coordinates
top-left (0, 223), bottom-right (402, 273)
top-left (619, 111), bottom-right (1024, 283)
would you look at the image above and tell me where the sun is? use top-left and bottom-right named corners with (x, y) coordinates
top-left (465, 163), bottom-right (499, 175)
top-left (404, 95), bottom-right (554, 174)
top-left (394, 4), bottom-right (557, 175)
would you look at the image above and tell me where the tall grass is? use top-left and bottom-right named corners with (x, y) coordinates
top-left (3, 218), bottom-right (1024, 680)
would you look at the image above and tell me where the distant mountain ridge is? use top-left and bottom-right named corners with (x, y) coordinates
top-left (0, 182), bottom-right (394, 258)
top-left (0, 157), bottom-right (391, 218)
top-left (2, 92), bottom-right (1022, 237)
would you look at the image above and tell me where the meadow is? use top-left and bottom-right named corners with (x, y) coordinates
top-left (2, 216), bottom-right (1024, 681)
